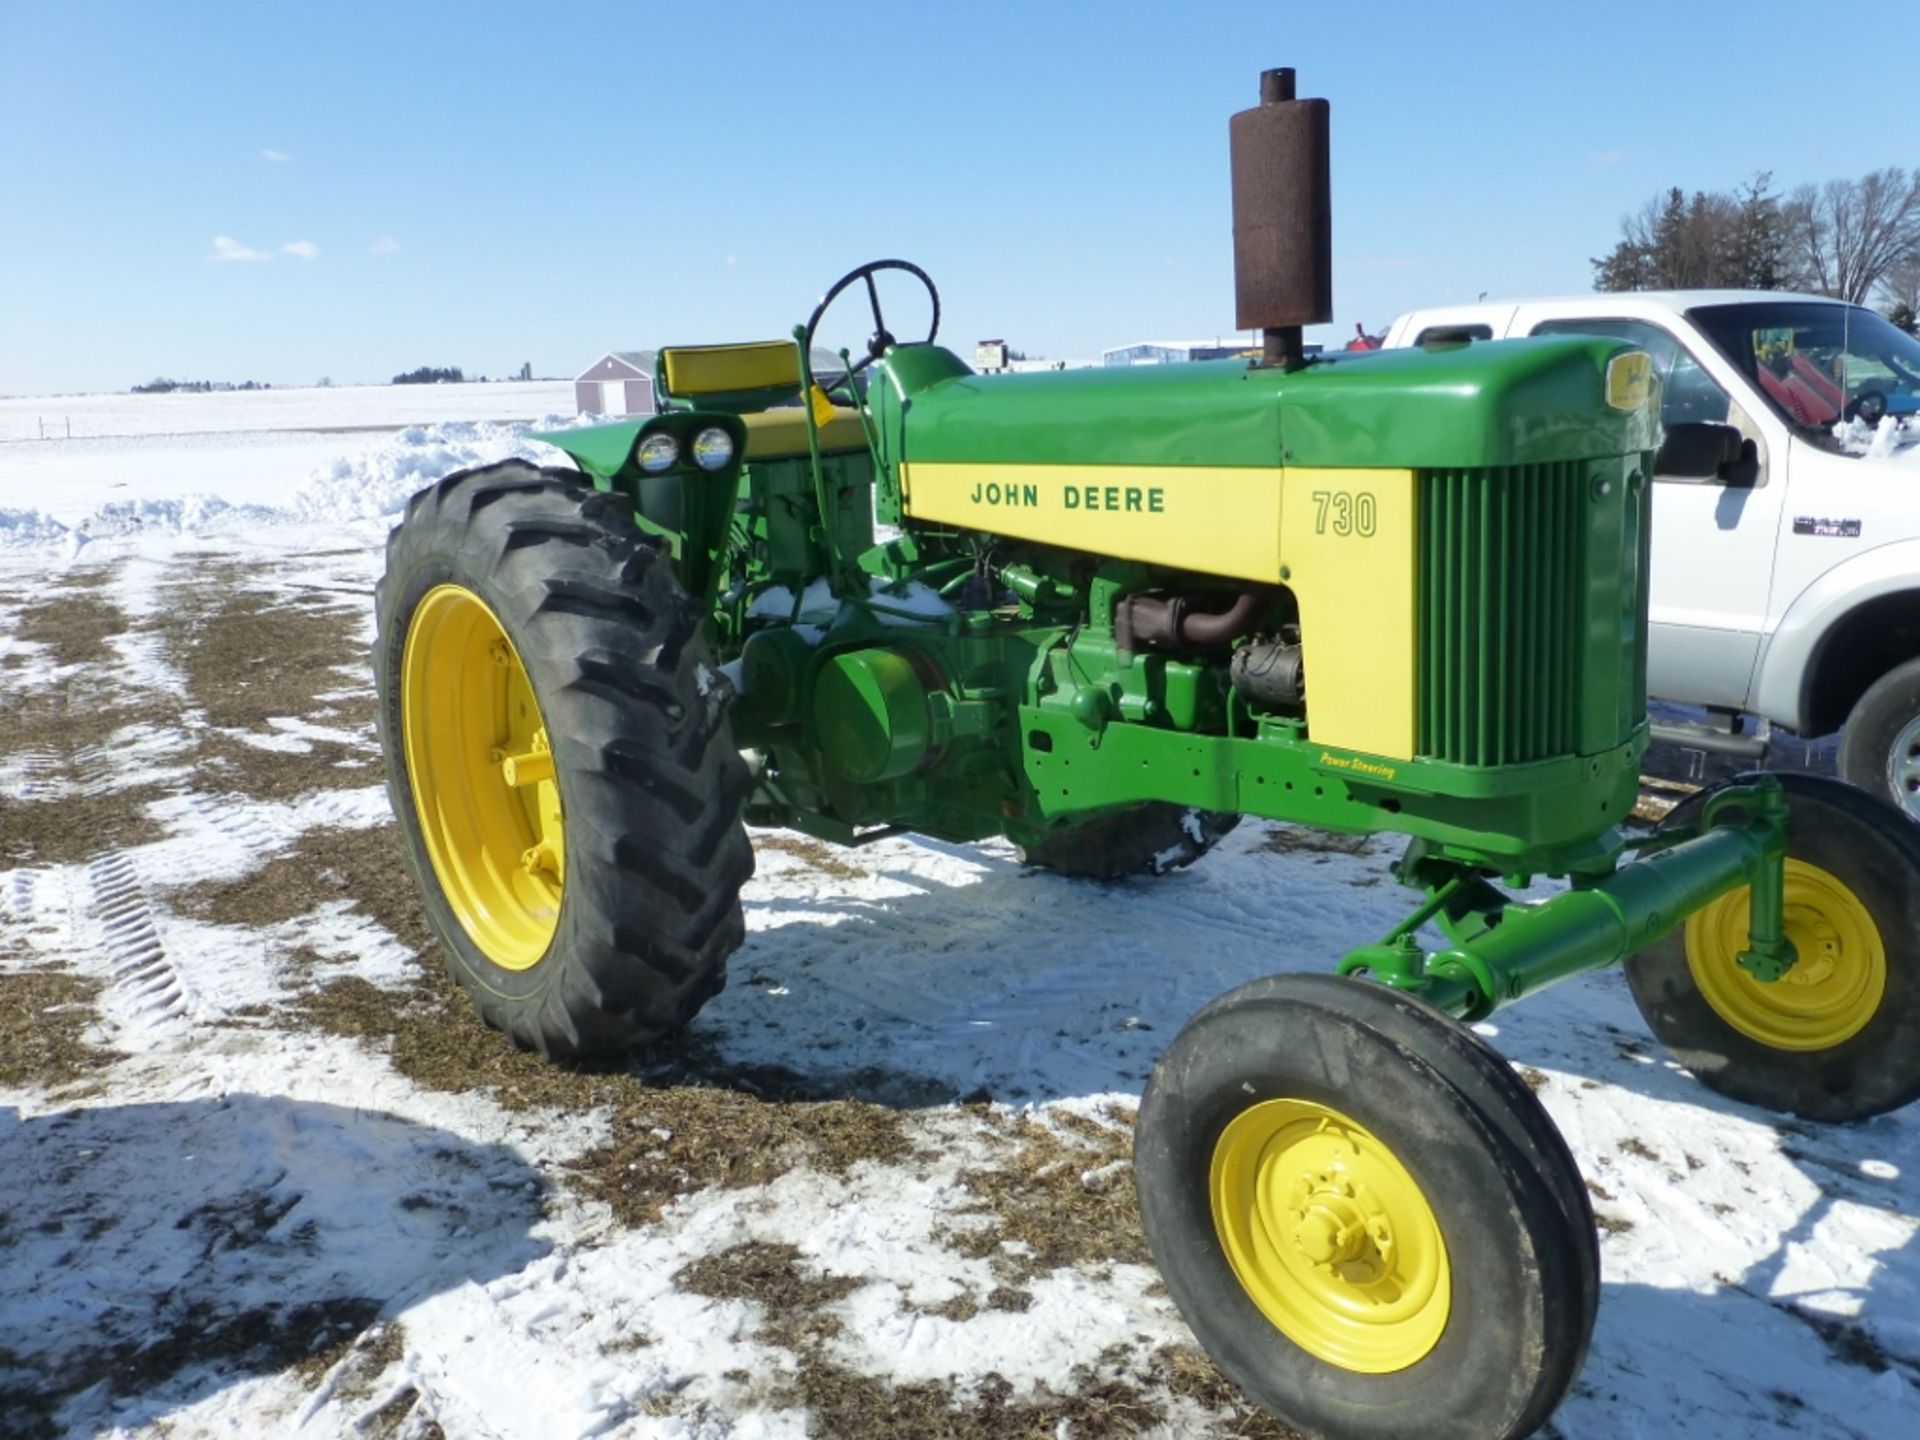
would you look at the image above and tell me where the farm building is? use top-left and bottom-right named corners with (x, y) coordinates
top-left (1100, 339), bottom-right (1323, 366)
top-left (574, 351), bottom-right (656, 417)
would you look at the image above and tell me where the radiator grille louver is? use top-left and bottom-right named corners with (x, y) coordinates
top-left (1418, 464), bottom-right (1588, 767)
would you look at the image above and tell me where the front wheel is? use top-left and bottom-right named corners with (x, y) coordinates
top-left (1837, 655), bottom-right (1920, 822)
top-left (1625, 771), bottom-right (1920, 1121)
top-left (374, 461), bottom-right (755, 1059)
top-left (1134, 974), bottom-right (1597, 1440)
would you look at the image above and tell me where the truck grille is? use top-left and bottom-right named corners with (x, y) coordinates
top-left (1418, 463), bottom-right (1639, 767)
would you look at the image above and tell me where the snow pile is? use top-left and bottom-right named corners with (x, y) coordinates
top-left (0, 505), bottom-right (73, 546)
top-left (286, 418), bottom-right (582, 524)
top-left (1830, 414), bottom-right (1920, 464)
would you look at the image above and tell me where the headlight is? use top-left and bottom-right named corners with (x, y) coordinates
top-left (636, 433), bottom-right (679, 473)
top-left (691, 426), bottom-right (735, 471)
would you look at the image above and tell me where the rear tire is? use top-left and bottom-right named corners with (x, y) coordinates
top-left (374, 461), bottom-right (754, 1059)
top-left (1625, 771), bottom-right (1920, 1121)
top-left (1134, 974), bottom-right (1596, 1440)
top-left (1837, 656), bottom-right (1920, 822)
top-left (1016, 804), bottom-right (1238, 879)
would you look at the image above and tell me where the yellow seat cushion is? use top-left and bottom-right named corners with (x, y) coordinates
top-left (740, 407), bottom-right (868, 459)
top-left (661, 341), bottom-right (799, 396)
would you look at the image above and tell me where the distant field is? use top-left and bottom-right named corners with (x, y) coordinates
top-left (0, 380), bottom-right (576, 443)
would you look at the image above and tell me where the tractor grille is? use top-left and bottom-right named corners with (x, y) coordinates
top-left (1418, 462), bottom-right (1625, 767)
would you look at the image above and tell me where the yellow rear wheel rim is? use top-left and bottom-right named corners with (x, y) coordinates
top-left (1684, 858), bottom-right (1885, 1051)
top-left (401, 584), bottom-right (565, 971)
top-left (1211, 1098), bottom-right (1451, 1374)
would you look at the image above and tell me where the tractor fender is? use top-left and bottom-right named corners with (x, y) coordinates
top-left (1751, 537), bottom-right (1920, 733)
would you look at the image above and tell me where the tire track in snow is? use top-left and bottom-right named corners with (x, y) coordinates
top-left (87, 849), bottom-right (191, 1040)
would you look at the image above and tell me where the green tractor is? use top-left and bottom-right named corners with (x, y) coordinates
top-left (373, 69), bottom-right (1920, 1440)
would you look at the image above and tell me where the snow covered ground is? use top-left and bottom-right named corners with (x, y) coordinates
top-left (2, 389), bottom-right (1918, 1439)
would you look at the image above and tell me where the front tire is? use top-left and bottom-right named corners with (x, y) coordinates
top-left (1625, 771), bottom-right (1920, 1121)
top-left (1134, 974), bottom-right (1597, 1440)
top-left (1837, 656), bottom-right (1920, 822)
top-left (374, 461), bottom-right (754, 1059)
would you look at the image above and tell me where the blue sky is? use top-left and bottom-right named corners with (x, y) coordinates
top-left (1, 1), bottom-right (1912, 395)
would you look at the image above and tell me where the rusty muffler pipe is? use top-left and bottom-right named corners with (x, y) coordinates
top-left (1231, 67), bottom-right (1332, 371)
top-left (1117, 590), bottom-right (1266, 653)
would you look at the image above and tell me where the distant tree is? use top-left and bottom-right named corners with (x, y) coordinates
top-left (1879, 251), bottom-right (1920, 332)
top-left (1594, 186), bottom-right (1747, 291)
top-left (392, 365), bottom-right (465, 385)
top-left (1730, 172), bottom-right (1791, 289)
top-left (1784, 168), bottom-right (1920, 302)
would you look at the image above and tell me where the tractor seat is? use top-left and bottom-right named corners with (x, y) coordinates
top-left (656, 339), bottom-right (869, 458)
top-left (739, 407), bottom-right (869, 459)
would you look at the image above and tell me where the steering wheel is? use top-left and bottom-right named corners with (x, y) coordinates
top-left (1849, 389), bottom-right (1889, 426)
top-left (801, 260), bottom-right (941, 391)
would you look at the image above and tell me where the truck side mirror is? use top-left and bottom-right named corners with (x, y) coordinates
top-left (1657, 422), bottom-right (1749, 481)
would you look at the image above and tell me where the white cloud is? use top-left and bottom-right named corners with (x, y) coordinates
top-left (260, 148), bottom-right (292, 164)
top-left (281, 240), bottom-right (320, 260)
top-left (209, 235), bottom-right (271, 263)
top-left (370, 235), bottom-right (401, 255)
top-left (1590, 149), bottom-right (1626, 168)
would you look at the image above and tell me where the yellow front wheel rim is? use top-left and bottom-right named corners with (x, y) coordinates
top-left (1685, 858), bottom-right (1886, 1051)
top-left (1211, 1098), bottom-right (1451, 1374)
top-left (401, 584), bottom-right (565, 971)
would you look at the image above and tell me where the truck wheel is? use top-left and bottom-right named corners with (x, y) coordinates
top-left (1624, 772), bottom-right (1920, 1121)
top-left (1135, 974), bottom-right (1596, 1440)
top-left (374, 461), bottom-right (754, 1059)
top-left (1836, 656), bottom-right (1920, 822)
top-left (1016, 804), bottom-right (1238, 879)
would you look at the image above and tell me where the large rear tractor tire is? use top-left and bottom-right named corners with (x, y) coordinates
top-left (1016, 804), bottom-right (1239, 880)
top-left (1134, 974), bottom-right (1597, 1440)
top-left (374, 461), bottom-right (754, 1060)
top-left (1625, 771), bottom-right (1920, 1121)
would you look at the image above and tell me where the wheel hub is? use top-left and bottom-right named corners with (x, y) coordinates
top-left (1889, 714), bottom-right (1920, 820)
top-left (401, 584), bottom-right (566, 970)
top-left (1212, 1098), bottom-right (1450, 1374)
top-left (1684, 857), bottom-right (1885, 1051)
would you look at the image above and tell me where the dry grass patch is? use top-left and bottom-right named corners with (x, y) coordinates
top-left (0, 671), bottom-right (182, 866)
top-left (0, 1295), bottom-right (382, 1440)
top-left (156, 565), bottom-right (369, 734)
top-left (671, 1243), bottom-right (1194, 1439)
top-left (295, 1319), bottom-right (406, 1399)
top-left (0, 780), bottom-right (173, 866)
top-left (170, 823), bottom-right (431, 952)
top-left (951, 1105), bottom-right (1147, 1288)
top-left (1254, 825), bottom-right (1373, 857)
top-left (9, 576), bottom-right (129, 669)
top-left (0, 968), bottom-right (121, 1091)
top-left (151, 562), bottom-right (378, 799)
top-left (571, 1081), bottom-right (911, 1227)
top-left (676, 1241), bottom-right (861, 1350)
top-left (754, 833), bottom-right (868, 883)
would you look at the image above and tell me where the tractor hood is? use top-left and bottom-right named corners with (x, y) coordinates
top-left (874, 337), bottom-right (1659, 472)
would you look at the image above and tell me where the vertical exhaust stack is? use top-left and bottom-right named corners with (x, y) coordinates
top-left (1231, 68), bottom-right (1332, 371)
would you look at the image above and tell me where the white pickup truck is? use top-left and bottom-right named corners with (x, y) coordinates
top-left (1384, 292), bottom-right (1920, 818)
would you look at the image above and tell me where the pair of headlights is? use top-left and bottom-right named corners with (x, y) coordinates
top-left (636, 426), bottom-right (734, 474)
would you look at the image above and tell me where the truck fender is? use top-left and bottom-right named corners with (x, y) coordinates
top-left (1751, 538), bottom-right (1920, 732)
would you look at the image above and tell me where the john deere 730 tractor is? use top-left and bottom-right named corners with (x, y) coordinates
top-left (374, 69), bottom-right (1920, 1440)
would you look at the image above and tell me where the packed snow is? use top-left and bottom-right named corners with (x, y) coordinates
top-left (1, 385), bottom-right (1917, 1439)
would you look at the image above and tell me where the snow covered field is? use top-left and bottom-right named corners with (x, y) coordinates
top-left (2, 389), bottom-right (1918, 1439)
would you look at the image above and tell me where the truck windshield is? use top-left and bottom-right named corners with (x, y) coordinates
top-left (1688, 301), bottom-right (1920, 445)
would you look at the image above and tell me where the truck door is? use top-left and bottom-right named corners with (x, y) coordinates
top-left (1529, 316), bottom-right (1784, 710)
